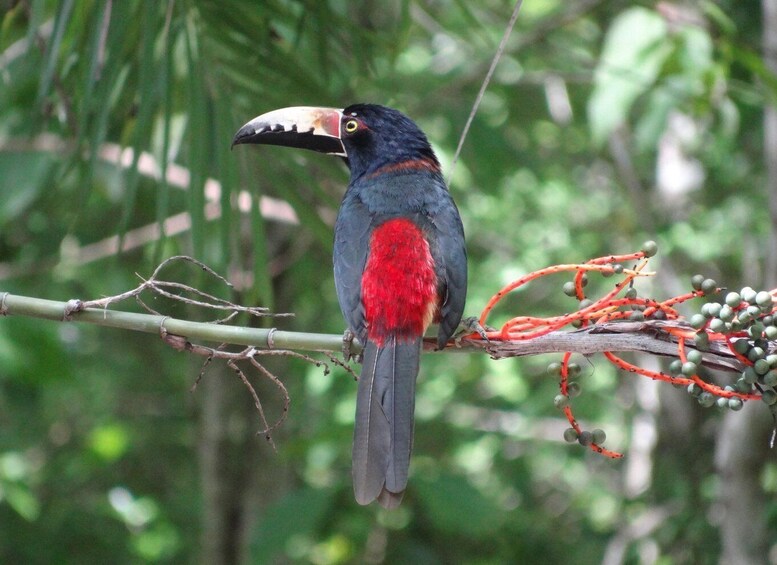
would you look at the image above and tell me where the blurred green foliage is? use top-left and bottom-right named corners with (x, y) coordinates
top-left (1, 0), bottom-right (776, 563)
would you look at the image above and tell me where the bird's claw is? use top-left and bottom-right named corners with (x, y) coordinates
top-left (342, 329), bottom-right (360, 362)
top-left (454, 316), bottom-right (492, 346)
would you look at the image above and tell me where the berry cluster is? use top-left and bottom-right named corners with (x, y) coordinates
top-left (476, 242), bottom-right (776, 459)
top-left (679, 281), bottom-right (777, 410)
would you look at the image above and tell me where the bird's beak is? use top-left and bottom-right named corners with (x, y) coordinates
top-left (232, 106), bottom-right (346, 157)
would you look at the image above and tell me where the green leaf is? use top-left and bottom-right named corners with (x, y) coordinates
top-left (588, 7), bottom-right (671, 146)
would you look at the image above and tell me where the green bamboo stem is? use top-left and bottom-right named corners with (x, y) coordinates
top-left (0, 291), bottom-right (358, 353)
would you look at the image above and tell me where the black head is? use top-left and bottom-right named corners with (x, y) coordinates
top-left (338, 104), bottom-right (440, 180)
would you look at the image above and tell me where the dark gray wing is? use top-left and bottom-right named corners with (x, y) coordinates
top-left (428, 191), bottom-right (467, 348)
top-left (333, 190), bottom-right (373, 343)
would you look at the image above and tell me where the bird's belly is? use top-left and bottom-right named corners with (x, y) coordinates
top-left (361, 218), bottom-right (438, 346)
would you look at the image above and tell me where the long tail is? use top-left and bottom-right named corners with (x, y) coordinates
top-left (352, 335), bottom-right (421, 508)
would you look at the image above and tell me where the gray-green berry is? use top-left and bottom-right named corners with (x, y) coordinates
top-left (725, 292), bottom-right (741, 308)
top-left (686, 350), bottom-right (703, 365)
top-left (709, 318), bottom-right (726, 333)
top-left (762, 390), bottom-right (777, 406)
top-left (756, 291), bottom-right (773, 308)
top-left (698, 392), bottom-right (716, 407)
top-left (701, 279), bottom-right (718, 295)
top-left (728, 397), bottom-right (744, 411)
top-left (641, 240), bottom-right (658, 257)
top-left (578, 431), bottom-right (593, 446)
top-left (554, 394), bottom-right (569, 409)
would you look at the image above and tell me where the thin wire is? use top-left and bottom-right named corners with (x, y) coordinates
top-left (448, 0), bottom-right (524, 184)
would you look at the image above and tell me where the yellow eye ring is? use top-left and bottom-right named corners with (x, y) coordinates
top-left (344, 119), bottom-right (359, 133)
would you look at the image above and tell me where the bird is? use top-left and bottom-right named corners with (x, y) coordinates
top-left (233, 104), bottom-right (467, 508)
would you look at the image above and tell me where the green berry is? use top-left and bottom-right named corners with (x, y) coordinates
top-left (579, 299), bottom-right (593, 310)
top-left (766, 326), bottom-right (777, 340)
top-left (756, 291), bottom-right (773, 308)
top-left (682, 362), bottom-right (698, 376)
top-left (613, 264), bottom-right (624, 274)
top-left (738, 310), bottom-right (753, 325)
top-left (669, 359), bottom-right (683, 375)
top-left (547, 362), bottom-right (562, 375)
top-left (742, 367), bottom-right (758, 384)
top-left (641, 240), bottom-right (658, 257)
top-left (625, 287), bottom-right (638, 300)
top-left (698, 392), bottom-right (716, 407)
top-left (733, 339), bottom-right (750, 354)
top-left (735, 378), bottom-right (752, 393)
top-left (728, 397), bottom-right (744, 411)
top-left (695, 331), bottom-right (710, 350)
top-left (630, 311), bottom-right (645, 321)
top-left (554, 394), bottom-right (569, 409)
top-left (578, 431), bottom-right (593, 446)
top-left (741, 287), bottom-right (757, 304)
top-left (725, 292), bottom-right (741, 308)
top-left (719, 305), bottom-right (734, 322)
top-left (708, 318), bottom-right (726, 333)
top-left (716, 397), bottom-right (729, 409)
top-left (749, 323), bottom-right (765, 339)
top-left (567, 362), bottom-right (582, 377)
top-left (690, 314), bottom-right (707, 329)
top-left (567, 382), bottom-right (582, 398)
top-left (691, 274), bottom-right (705, 291)
top-left (748, 347), bottom-right (765, 362)
top-left (747, 305), bottom-right (762, 318)
top-left (563, 428), bottom-right (578, 443)
top-left (701, 279), bottom-right (718, 295)
top-left (762, 390), bottom-right (777, 405)
top-left (764, 371), bottom-right (777, 387)
top-left (562, 281), bottom-right (577, 297)
top-left (687, 383), bottom-right (701, 396)
top-left (591, 429), bottom-right (606, 444)
top-left (686, 350), bottom-right (703, 365)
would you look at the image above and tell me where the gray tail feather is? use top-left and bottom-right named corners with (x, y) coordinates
top-left (352, 335), bottom-right (421, 508)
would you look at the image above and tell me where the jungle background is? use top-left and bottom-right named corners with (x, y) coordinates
top-left (1, 0), bottom-right (776, 563)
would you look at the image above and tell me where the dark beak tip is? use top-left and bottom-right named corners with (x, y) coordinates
top-left (231, 125), bottom-right (255, 149)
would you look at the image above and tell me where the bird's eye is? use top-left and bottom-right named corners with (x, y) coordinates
top-left (344, 119), bottom-right (359, 133)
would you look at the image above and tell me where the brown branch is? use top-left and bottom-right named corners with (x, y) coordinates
top-left (451, 319), bottom-right (744, 373)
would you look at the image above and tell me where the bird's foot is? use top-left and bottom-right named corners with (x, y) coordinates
top-left (454, 316), bottom-right (492, 346)
top-left (342, 329), bottom-right (362, 363)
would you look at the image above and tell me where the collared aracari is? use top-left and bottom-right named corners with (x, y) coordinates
top-left (233, 104), bottom-right (467, 508)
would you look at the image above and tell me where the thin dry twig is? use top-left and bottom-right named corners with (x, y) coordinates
top-left (71, 255), bottom-right (285, 322)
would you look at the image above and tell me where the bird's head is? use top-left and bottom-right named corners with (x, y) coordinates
top-left (232, 104), bottom-right (440, 180)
